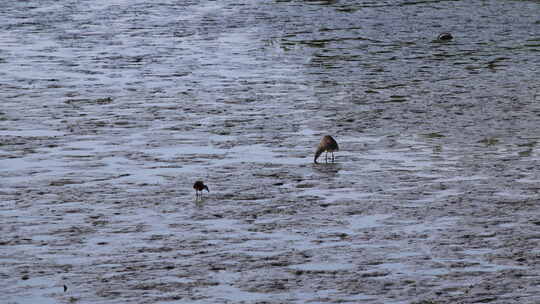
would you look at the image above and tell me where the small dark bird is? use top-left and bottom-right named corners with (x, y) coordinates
top-left (438, 32), bottom-right (453, 41)
top-left (193, 180), bottom-right (209, 197)
top-left (63, 284), bottom-right (68, 292)
top-left (314, 135), bottom-right (339, 163)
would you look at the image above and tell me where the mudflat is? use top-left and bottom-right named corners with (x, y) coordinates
top-left (1, 1), bottom-right (540, 303)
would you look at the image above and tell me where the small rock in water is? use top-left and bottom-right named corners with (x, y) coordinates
top-left (438, 32), bottom-right (453, 41)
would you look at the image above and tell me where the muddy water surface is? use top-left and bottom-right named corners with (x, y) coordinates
top-left (1, 0), bottom-right (540, 303)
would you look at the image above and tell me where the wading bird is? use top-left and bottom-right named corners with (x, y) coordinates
top-left (314, 135), bottom-right (339, 163)
top-left (193, 180), bottom-right (209, 198)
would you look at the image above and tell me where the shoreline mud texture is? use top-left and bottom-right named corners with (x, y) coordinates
top-left (2, 0), bottom-right (540, 303)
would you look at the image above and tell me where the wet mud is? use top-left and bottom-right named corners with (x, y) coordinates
top-left (1, 0), bottom-right (540, 303)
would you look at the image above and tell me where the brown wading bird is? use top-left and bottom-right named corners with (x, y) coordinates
top-left (193, 180), bottom-right (209, 197)
top-left (314, 135), bottom-right (339, 163)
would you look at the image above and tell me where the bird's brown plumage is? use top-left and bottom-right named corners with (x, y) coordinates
top-left (314, 135), bottom-right (339, 163)
top-left (193, 180), bottom-right (209, 196)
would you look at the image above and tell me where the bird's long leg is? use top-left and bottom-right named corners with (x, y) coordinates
top-left (325, 151), bottom-right (328, 163)
top-left (331, 152), bottom-right (335, 162)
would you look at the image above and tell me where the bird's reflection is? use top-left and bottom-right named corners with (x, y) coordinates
top-left (312, 161), bottom-right (342, 177)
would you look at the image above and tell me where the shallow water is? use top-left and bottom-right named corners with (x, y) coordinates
top-left (1, 0), bottom-right (540, 303)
